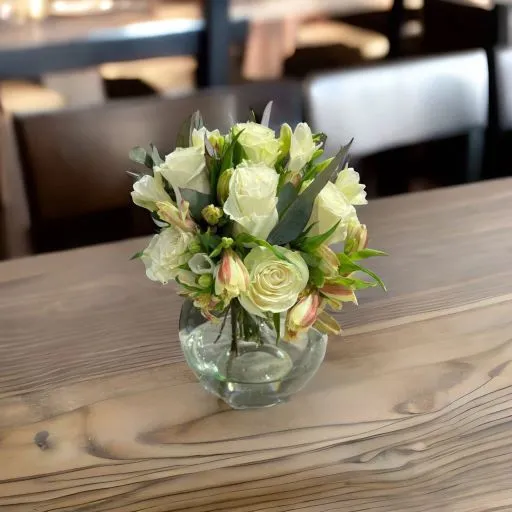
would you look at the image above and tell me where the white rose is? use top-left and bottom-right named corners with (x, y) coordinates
top-left (223, 161), bottom-right (279, 240)
top-left (336, 167), bottom-right (367, 205)
top-left (239, 247), bottom-right (309, 317)
top-left (156, 128), bottom-right (211, 194)
top-left (131, 173), bottom-right (171, 211)
top-left (141, 226), bottom-right (195, 284)
top-left (288, 122), bottom-right (317, 173)
top-left (307, 181), bottom-right (357, 244)
top-left (234, 122), bottom-right (280, 166)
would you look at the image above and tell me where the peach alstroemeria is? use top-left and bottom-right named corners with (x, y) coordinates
top-left (314, 310), bottom-right (341, 335)
top-left (344, 221), bottom-right (368, 255)
top-left (320, 282), bottom-right (358, 310)
top-left (285, 292), bottom-right (321, 341)
top-left (315, 244), bottom-right (340, 278)
top-left (156, 200), bottom-right (197, 233)
top-left (215, 249), bottom-right (250, 301)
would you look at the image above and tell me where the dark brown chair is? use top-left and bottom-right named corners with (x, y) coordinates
top-left (13, 80), bottom-right (303, 254)
top-left (492, 46), bottom-right (512, 177)
top-left (304, 50), bottom-right (489, 192)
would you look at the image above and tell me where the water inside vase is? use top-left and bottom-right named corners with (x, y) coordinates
top-left (179, 304), bottom-right (327, 409)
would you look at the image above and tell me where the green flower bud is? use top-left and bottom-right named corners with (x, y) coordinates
top-left (201, 204), bottom-right (224, 226)
top-left (188, 238), bottom-right (202, 254)
top-left (221, 237), bottom-right (233, 249)
top-left (216, 168), bottom-right (233, 205)
top-left (197, 274), bottom-right (214, 289)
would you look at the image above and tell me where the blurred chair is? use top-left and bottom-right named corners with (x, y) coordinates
top-left (423, 0), bottom-right (496, 54)
top-left (305, 49), bottom-right (489, 193)
top-left (10, 80), bottom-right (302, 255)
top-left (492, 46), bottom-right (512, 177)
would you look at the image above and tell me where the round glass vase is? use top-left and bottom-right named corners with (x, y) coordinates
top-left (179, 300), bottom-right (327, 409)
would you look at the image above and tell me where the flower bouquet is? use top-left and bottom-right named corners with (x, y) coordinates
top-left (129, 102), bottom-right (386, 408)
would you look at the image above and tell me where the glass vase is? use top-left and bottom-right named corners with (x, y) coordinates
top-left (179, 300), bottom-right (327, 409)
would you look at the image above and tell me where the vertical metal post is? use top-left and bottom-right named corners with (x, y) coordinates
top-left (197, 0), bottom-right (230, 87)
top-left (388, 0), bottom-right (405, 58)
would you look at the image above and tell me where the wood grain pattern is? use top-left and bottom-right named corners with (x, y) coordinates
top-left (1, 179), bottom-right (512, 511)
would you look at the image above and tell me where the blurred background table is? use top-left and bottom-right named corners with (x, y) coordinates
top-left (1, 178), bottom-right (512, 510)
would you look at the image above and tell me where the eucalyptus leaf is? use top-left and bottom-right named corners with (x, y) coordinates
top-left (272, 312), bottom-right (281, 344)
top-left (261, 100), bottom-right (273, 128)
top-left (126, 170), bottom-right (143, 181)
top-left (176, 110), bottom-right (204, 148)
top-left (150, 143), bottom-right (163, 166)
top-left (180, 188), bottom-right (211, 221)
top-left (277, 182), bottom-right (298, 217)
top-left (267, 140), bottom-right (353, 246)
top-left (204, 134), bottom-right (216, 158)
top-left (350, 248), bottom-right (388, 260)
top-left (129, 146), bottom-right (153, 169)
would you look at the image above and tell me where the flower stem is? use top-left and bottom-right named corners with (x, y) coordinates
top-left (230, 300), bottom-right (239, 356)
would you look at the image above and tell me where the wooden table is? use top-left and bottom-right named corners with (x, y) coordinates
top-left (1, 179), bottom-right (512, 511)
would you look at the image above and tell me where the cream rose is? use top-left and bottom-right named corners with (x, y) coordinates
top-left (234, 122), bottom-right (280, 166)
top-left (239, 247), bottom-right (309, 317)
top-left (131, 173), bottom-right (171, 211)
top-left (288, 122), bottom-right (317, 173)
top-left (141, 226), bottom-right (195, 284)
top-left (307, 181), bottom-right (356, 244)
top-left (156, 128), bottom-right (213, 194)
top-left (336, 167), bottom-right (367, 205)
top-left (223, 161), bottom-right (279, 239)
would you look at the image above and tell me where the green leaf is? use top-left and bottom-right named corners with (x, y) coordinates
top-left (129, 146), bottom-right (153, 169)
top-left (150, 143), bottom-right (163, 166)
top-left (350, 249), bottom-right (388, 260)
top-left (261, 100), bottom-right (273, 127)
top-left (180, 188), bottom-right (211, 221)
top-left (176, 110), bottom-right (204, 148)
top-left (277, 182), bottom-right (298, 217)
top-left (328, 276), bottom-right (377, 290)
top-left (209, 243), bottom-right (224, 259)
top-left (267, 140), bottom-right (353, 246)
top-left (310, 267), bottom-right (325, 287)
top-left (221, 129), bottom-right (245, 172)
top-left (297, 221), bottom-right (340, 252)
top-left (272, 312), bottom-right (281, 344)
top-left (235, 233), bottom-right (287, 261)
top-left (248, 109), bottom-right (257, 123)
top-left (300, 251), bottom-right (321, 267)
top-left (198, 231), bottom-right (221, 253)
top-left (337, 252), bottom-right (387, 291)
top-left (130, 251), bottom-right (144, 260)
top-left (313, 132), bottom-right (327, 148)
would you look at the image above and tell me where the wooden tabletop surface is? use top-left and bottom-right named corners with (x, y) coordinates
top-left (1, 178), bottom-right (512, 511)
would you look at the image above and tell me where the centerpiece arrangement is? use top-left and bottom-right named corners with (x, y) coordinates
top-left (129, 102), bottom-right (386, 408)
